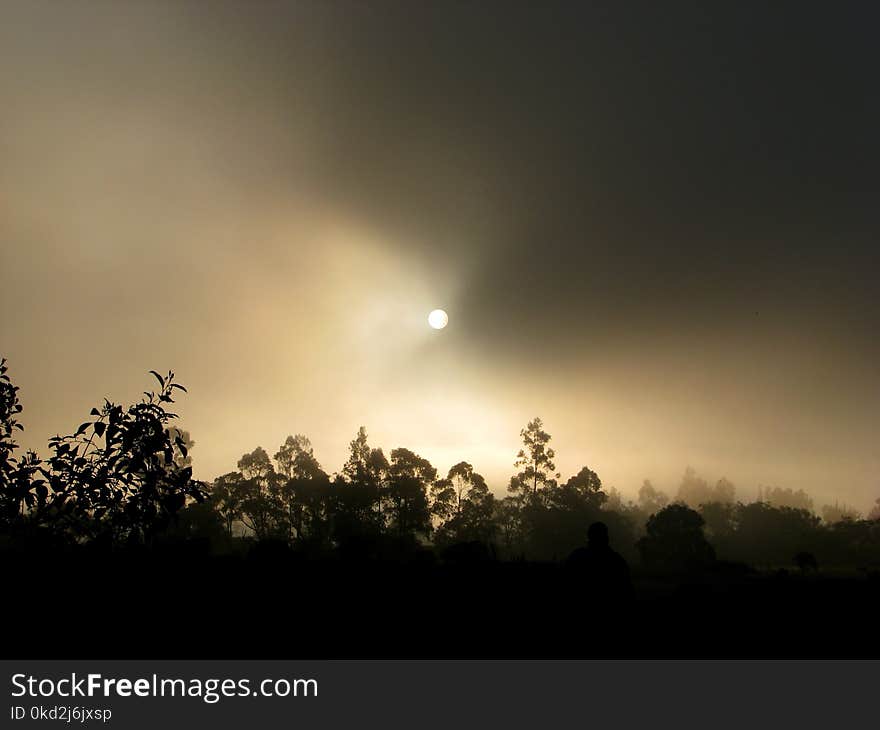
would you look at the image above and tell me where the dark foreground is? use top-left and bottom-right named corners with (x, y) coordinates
top-left (5, 545), bottom-right (880, 659)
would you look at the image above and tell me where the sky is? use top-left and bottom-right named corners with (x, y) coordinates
top-left (1, 1), bottom-right (878, 510)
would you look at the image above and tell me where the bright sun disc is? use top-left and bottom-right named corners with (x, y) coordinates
top-left (428, 309), bottom-right (448, 329)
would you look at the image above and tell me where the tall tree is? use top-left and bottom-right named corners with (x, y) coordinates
top-left (509, 417), bottom-right (558, 499)
top-left (274, 434), bottom-right (321, 479)
top-left (335, 427), bottom-right (387, 537)
top-left (386, 447), bottom-right (435, 538)
top-left (548, 466), bottom-right (606, 511)
top-left (493, 496), bottom-right (523, 556)
top-left (287, 469), bottom-right (332, 543)
top-left (342, 427), bottom-right (380, 486)
top-left (527, 465), bottom-right (610, 560)
top-left (234, 447), bottom-right (283, 538)
top-left (210, 471), bottom-right (244, 536)
top-left (434, 462), bottom-right (486, 517)
top-left (433, 462), bottom-right (495, 546)
top-left (237, 447), bottom-right (273, 482)
top-left (273, 434), bottom-right (329, 541)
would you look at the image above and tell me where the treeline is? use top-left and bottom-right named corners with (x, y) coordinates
top-left (2, 360), bottom-right (880, 572)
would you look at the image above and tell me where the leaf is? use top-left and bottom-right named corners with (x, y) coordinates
top-left (75, 422), bottom-right (90, 436)
top-left (93, 422), bottom-right (106, 438)
top-left (90, 407), bottom-right (101, 416)
top-left (148, 370), bottom-right (165, 388)
top-left (169, 383), bottom-right (187, 393)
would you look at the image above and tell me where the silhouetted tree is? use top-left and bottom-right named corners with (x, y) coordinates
top-left (237, 477), bottom-right (279, 539)
top-left (547, 466), bottom-right (606, 511)
top-left (237, 446), bottom-right (273, 482)
top-left (274, 434), bottom-right (320, 479)
top-left (232, 447), bottom-right (284, 539)
top-left (287, 468), bottom-right (332, 544)
top-left (166, 497), bottom-right (228, 547)
top-left (432, 462), bottom-right (495, 546)
top-left (429, 477), bottom-right (456, 524)
top-left (494, 496), bottom-right (524, 556)
top-left (0, 358), bottom-right (44, 529)
top-left (637, 504), bottom-right (715, 570)
top-left (732, 502), bottom-right (820, 567)
top-left (508, 417), bottom-right (558, 500)
top-left (386, 448), bottom-right (435, 538)
top-left (524, 465), bottom-right (613, 560)
top-left (450, 462), bottom-right (484, 511)
top-left (210, 471), bottom-right (245, 536)
top-left (820, 518), bottom-right (880, 569)
top-left (342, 427), bottom-right (386, 487)
top-left (699, 501), bottom-right (736, 543)
top-left (335, 427), bottom-right (387, 538)
top-left (41, 370), bottom-right (205, 544)
top-left (269, 434), bottom-right (328, 541)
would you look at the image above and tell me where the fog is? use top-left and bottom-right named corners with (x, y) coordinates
top-left (2, 1), bottom-right (878, 509)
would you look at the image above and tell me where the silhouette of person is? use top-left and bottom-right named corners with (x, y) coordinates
top-left (565, 521), bottom-right (634, 603)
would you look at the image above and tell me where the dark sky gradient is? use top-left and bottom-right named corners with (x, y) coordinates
top-left (2, 2), bottom-right (878, 508)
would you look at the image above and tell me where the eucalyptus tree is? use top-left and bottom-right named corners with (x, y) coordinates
top-left (432, 462), bottom-right (496, 546)
top-left (509, 417), bottom-right (559, 500)
top-left (336, 426), bottom-right (388, 537)
top-left (273, 434), bottom-right (330, 542)
top-left (386, 447), bottom-right (436, 538)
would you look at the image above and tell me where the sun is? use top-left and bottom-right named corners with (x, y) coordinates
top-left (428, 309), bottom-right (448, 330)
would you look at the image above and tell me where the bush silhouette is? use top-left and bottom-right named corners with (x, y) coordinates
top-left (1, 364), bottom-right (205, 545)
top-left (637, 504), bottom-right (716, 571)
